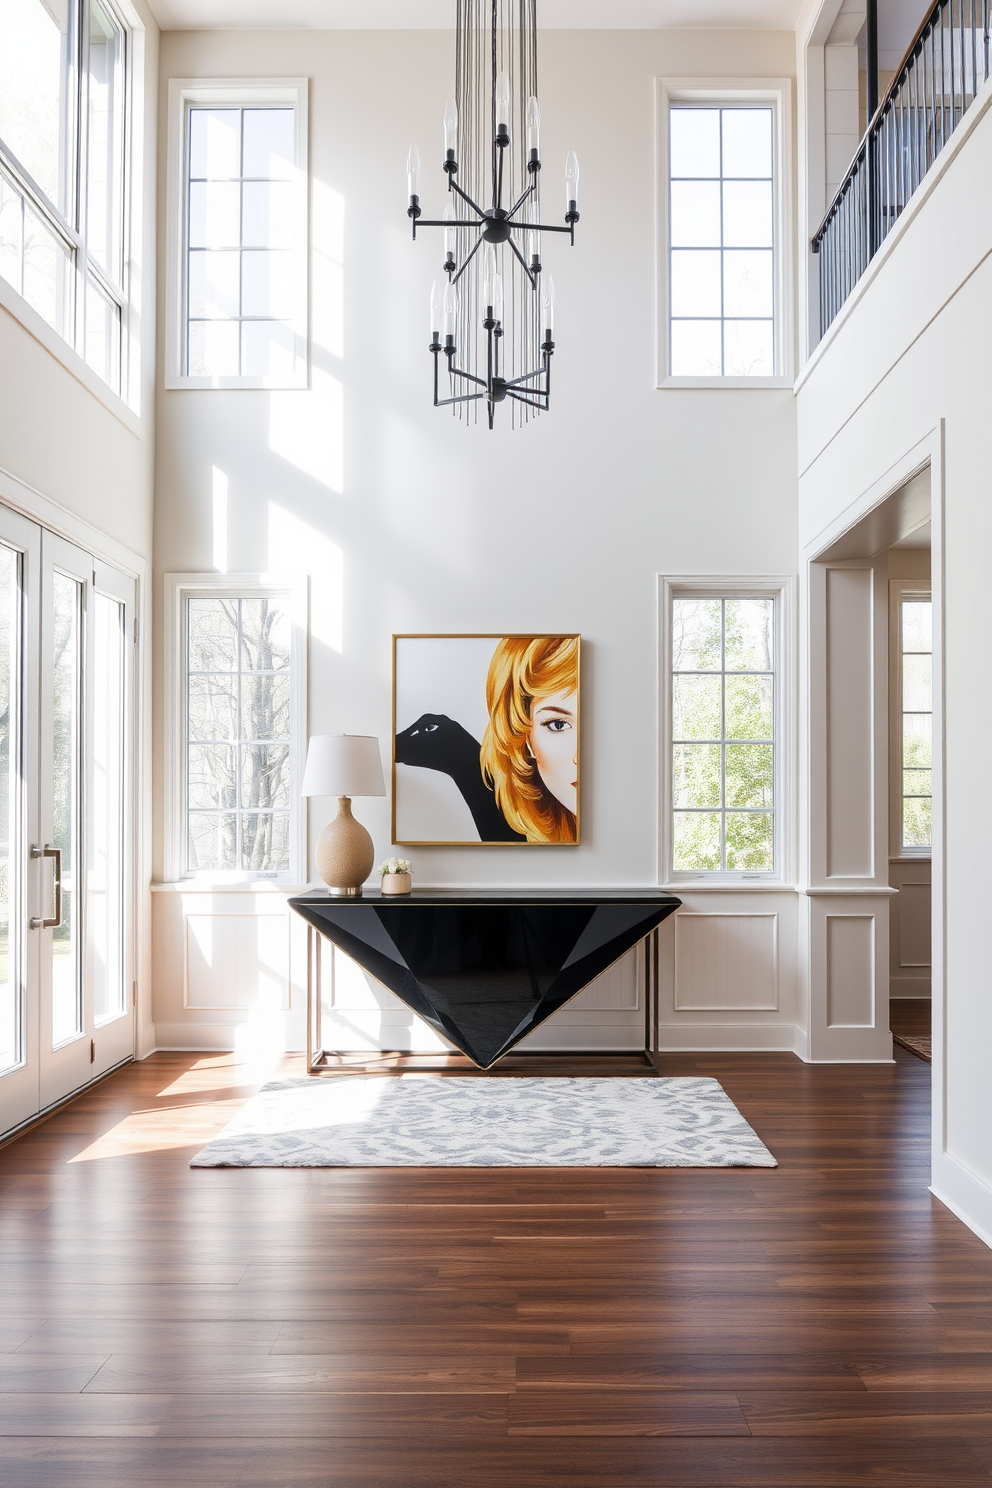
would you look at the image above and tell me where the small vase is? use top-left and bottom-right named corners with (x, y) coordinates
top-left (380, 872), bottom-right (412, 896)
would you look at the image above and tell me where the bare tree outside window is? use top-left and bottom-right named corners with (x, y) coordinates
top-left (186, 596), bottom-right (292, 874)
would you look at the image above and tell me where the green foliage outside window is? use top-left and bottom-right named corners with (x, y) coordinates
top-left (672, 596), bottom-right (775, 872)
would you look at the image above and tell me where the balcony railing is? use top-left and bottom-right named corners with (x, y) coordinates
top-left (812, 0), bottom-right (991, 333)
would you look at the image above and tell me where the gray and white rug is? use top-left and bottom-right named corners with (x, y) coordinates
top-left (190, 1075), bottom-right (777, 1168)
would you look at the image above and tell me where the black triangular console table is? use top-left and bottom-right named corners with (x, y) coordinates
top-left (289, 889), bottom-right (681, 1077)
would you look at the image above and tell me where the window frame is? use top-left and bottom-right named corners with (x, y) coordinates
top-left (656, 78), bottom-right (794, 389)
top-left (164, 573), bottom-right (308, 886)
top-left (0, 0), bottom-right (137, 405)
top-left (889, 579), bottom-right (933, 861)
top-left (165, 77), bottom-right (309, 391)
top-left (659, 575), bottom-right (795, 887)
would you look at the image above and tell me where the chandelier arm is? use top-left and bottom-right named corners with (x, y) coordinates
top-left (417, 218), bottom-right (481, 229)
top-left (448, 178), bottom-right (488, 219)
top-left (450, 233), bottom-right (485, 287)
top-left (506, 235), bottom-right (537, 288)
top-left (435, 390), bottom-right (488, 407)
top-left (448, 367), bottom-right (489, 388)
top-left (505, 180), bottom-right (536, 222)
top-left (505, 388), bottom-right (548, 408)
top-left (519, 221), bottom-right (574, 235)
top-left (504, 366), bottom-right (546, 387)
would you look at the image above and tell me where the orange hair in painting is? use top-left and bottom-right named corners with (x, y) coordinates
top-left (480, 636), bottom-right (578, 844)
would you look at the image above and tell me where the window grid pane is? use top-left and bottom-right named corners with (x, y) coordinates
top-left (672, 596), bottom-right (775, 873)
top-left (186, 596), bottom-right (292, 875)
top-left (0, 0), bottom-right (127, 392)
top-left (901, 597), bottom-right (932, 853)
top-left (669, 106), bottom-right (775, 377)
top-left (185, 104), bottom-right (296, 379)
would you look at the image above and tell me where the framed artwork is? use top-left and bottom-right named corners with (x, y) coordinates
top-left (392, 634), bottom-right (580, 845)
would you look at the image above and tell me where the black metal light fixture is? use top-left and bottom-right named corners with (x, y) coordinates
top-left (406, 0), bottom-right (580, 429)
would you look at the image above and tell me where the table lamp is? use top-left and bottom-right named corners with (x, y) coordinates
top-left (302, 735), bottom-right (386, 896)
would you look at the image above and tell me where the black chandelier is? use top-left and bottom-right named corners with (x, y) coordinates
top-left (406, 0), bottom-right (580, 429)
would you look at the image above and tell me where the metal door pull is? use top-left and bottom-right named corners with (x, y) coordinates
top-left (30, 844), bottom-right (62, 929)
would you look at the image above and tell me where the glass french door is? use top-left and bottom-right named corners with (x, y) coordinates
top-left (0, 511), bottom-right (136, 1136)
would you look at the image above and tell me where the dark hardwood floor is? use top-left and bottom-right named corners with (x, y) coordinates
top-left (890, 997), bottom-right (933, 1038)
top-left (1, 1046), bottom-right (990, 1486)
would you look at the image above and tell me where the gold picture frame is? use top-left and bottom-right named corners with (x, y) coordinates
top-left (392, 633), bottom-right (581, 846)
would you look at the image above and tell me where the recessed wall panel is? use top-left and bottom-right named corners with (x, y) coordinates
top-left (826, 566), bottom-right (875, 877)
top-left (674, 914), bottom-right (779, 1011)
top-left (826, 913), bottom-right (875, 1027)
top-left (185, 913), bottom-right (291, 1010)
top-left (897, 882), bottom-right (932, 969)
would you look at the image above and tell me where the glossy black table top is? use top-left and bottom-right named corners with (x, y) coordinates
top-left (289, 888), bottom-right (681, 1070)
top-left (292, 887), bottom-right (680, 906)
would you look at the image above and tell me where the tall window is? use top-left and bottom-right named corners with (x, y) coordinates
top-left (184, 594), bottom-right (297, 877)
top-left (667, 103), bottom-right (776, 377)
top-left (0, 0), bottom-right (128, 393)
top-left (899, 595), bottom-right (932, 853)
top-left (169, 81), bottom-right (308, 388)
top-left (670, 595), bottom-right (777, 875)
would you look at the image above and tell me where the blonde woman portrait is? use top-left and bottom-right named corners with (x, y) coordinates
top-left (393, 634), bottom-right (579, 845)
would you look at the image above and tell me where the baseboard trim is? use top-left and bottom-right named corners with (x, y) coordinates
top-left (931, 1152), bottom-right (992, 1252)
top-left (0, 1056), bottom-right (134, 1150)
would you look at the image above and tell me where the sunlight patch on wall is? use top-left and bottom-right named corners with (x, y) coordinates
top-left (267, 501), bottom-right (344, 652)
top-left (269, 368), bottom-right (343, 492)
top-left (313, 179), bottom-right (344, 360)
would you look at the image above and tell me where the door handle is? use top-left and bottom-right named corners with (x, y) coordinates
top-left (30, 844), bottom-right (62, 929)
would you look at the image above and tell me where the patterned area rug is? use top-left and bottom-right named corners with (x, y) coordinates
top-left (893, 1032), bottom-right (932, 1062)
top-left (190, 1075), bottom-right (777, 1169)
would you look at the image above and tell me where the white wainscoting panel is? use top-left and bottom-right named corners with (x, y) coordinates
top-left (826, 913), bottom-right (875, 1027)
top-left (185, 913), bottom-right (291, 1011)
top-left (825, 565), bottom-right (876, 878)
top-left (898, 882), bottom-right (932, 968)
top-left (569, 952), bottom-right (639, 1011)
top-left (674, 914), bottom-right (779, 1011)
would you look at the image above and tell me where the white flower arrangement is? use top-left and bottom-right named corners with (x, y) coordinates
top-left (379, 858), bottom-right (413, 877)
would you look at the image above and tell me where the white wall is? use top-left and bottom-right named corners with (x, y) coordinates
top-left (796, 77), bottom-right (992, 1245)
top-left (0, 0), bottom-right (159, 1056)
top-left (152, 26), bottom-right (801, 1054)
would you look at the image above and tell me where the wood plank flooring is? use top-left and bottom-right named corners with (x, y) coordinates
top-left (0, 1047), bottom-right (990, 1486)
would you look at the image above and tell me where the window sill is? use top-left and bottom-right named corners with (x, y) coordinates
top-left (661, 881), bottom-right (797, 893)
top-left (659, 375), bottom-right (794, 390)
top-left (0, 274), bottom-right (141, 436)
top-left (151, 880), bottom-right (309, 894)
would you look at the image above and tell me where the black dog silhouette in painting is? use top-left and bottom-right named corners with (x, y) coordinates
top-left (395, 714), bottom-right (525, 842)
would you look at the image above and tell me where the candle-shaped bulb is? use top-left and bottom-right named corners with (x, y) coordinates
top-left (565, 150), bottom-right (580, 212)
top-left (526, 96), bottom-right (540, 155)
top-left (443, 281), bottom-right (458, 337)
top-left (484, 245), bottom-right (498, 312)
top-left (443, 201), bottom-right (456, 264)
top-left (527, 197), bottom-right (541, 263)
top-left (495, 71), bottom-right (511, 138)
top-left (443, 97), bottom-right (458, 154)
top-left (407, 144), bottom-right (422, 199)
top-left (541, 273), bottom-right (555, 338)
top-left (429, 279), bottom-right (443, 339)
top-left (492, 273), bottom-right (504, 326)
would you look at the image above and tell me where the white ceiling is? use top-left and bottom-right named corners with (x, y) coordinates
top-left (146, 0), bottom-right (807, 32)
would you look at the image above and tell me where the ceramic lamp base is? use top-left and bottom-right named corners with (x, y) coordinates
top-left (315, 797), bottom-right (375, 896)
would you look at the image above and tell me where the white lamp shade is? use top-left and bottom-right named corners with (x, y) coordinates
top-left (301, 735), bottom-right (386, 798)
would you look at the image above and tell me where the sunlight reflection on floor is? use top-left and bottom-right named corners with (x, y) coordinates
top-left (66, 1053), bottom-right (302, 1163)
